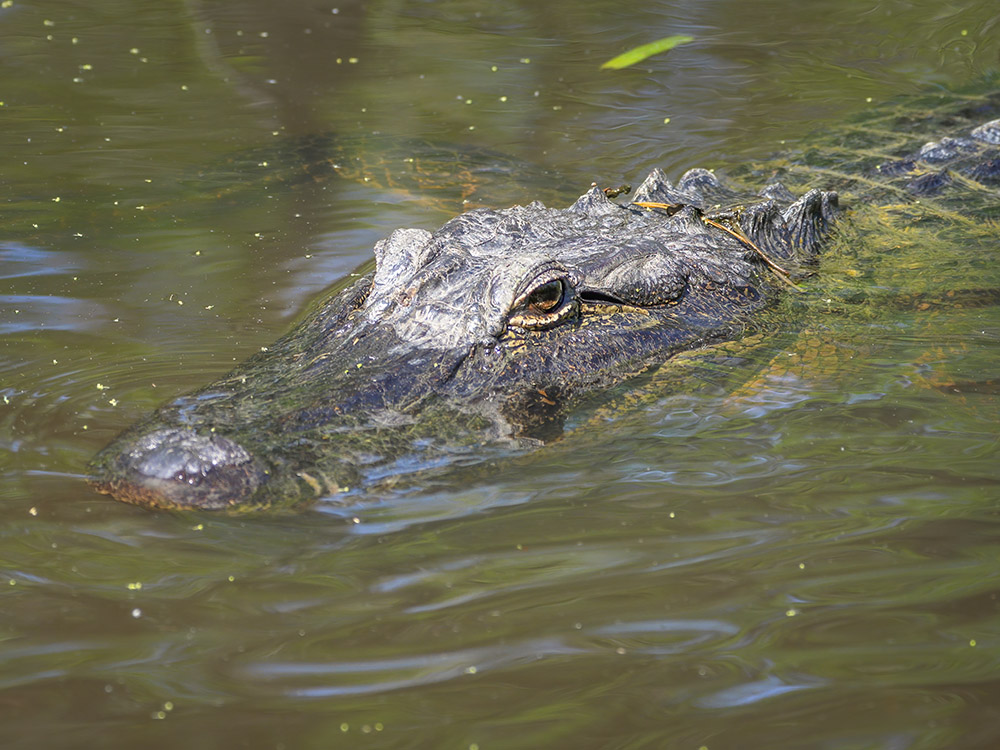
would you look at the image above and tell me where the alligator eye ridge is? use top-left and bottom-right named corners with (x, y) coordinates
top-left (508, 278), bottom-right (577, 330)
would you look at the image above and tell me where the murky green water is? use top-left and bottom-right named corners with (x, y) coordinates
top-left (2, 1), bottom-right (999, 748)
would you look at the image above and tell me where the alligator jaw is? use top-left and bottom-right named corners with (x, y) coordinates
top-left (89, 428), bottom-right (268, 510)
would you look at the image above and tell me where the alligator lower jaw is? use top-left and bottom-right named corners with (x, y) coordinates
top-left (89, 428), bottom-right (269, 511)
top-left (87, 474), bottom-right (265, 512)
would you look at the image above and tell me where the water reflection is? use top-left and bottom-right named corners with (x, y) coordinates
top-left (695, 673), bottom-right (818, 709)
top-left (3, 0), bottom-right (1000, 747)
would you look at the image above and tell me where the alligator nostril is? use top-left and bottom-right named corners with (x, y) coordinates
top-left (91, 427), bottom-right (266, 510)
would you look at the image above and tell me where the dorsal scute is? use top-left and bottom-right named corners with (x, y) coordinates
top-left (631, 168), bottom-right (695, 207)
top-left (971, 119), bottom-right (1000, 145)
top-left (568, 185), bottom-right (619, 216)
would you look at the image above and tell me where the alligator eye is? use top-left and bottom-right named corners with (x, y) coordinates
top-left (525, 279), bottom-right (564, 314)
top-left (509, 278), bottom-right (576, 330)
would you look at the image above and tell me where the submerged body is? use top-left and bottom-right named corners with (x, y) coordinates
top-left (90, 87), bottom-right (1000, 510)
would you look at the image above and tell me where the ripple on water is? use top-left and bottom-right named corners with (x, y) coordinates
top-left (229, 636), bottom-right (587, 699)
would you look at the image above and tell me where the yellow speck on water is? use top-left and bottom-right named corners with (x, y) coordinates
top-left (180, 84), bottom-right (189, 91)
top-left (43, 19), bottom-right (55, 26)
top-left (127, 582), bottom-right (142, 590)
top-left (669, 511), bottom-right (676, 518)
top-left (52, 196), bottom-right (60, 202)
top-left (29, 507), bottom-right (38, 516)
top-left (108, 398), bottom-right (118, 406)
top-left (499, 95), bottom-right (507, 102)
top-left (491, 65), bottom-right (498, 72)
top-left (80, 63), bottom-right (92, 70)
top-left (798, 562), bottom-right (806, 570)
top-left (96, 383), bottom-right (108, 390)
top-left (519, 57), bottom-right (531, 64)
top-left (961, 29), bottom-right (968, 36)
top-left (192, 523), bottom-right (203, 531)
top-left (786, 608), bottom-right (799, 617)
top-left (228, 576), bottom-right (235, 582)
top-left (470, 745), bottom-right (480, 750)
top-left (260, 346), bottom-right (268, 352)
top-left (970, 639), bottom-right (977, 647)
top-left (340, 723), bottom-right (349, 732)
top-left (130, 47), bottom-right (140, 54)
top-left (663, 117), bottom-right (671, 124)
top-left (8, 579), bottom-right (15, 586)
top-left (465, 666), bottom-right (477, 674)
top-left (2, 1), bottom-right (14, 9)
top-left (866, 97), bottom-right (873, 103)
top-left (163, 702), bottom-right (174, 712)
top-left (348, 56), bottom-right (358, 64)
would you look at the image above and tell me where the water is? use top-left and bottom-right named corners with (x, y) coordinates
top-left (2, 0), bottom-right (999, 747)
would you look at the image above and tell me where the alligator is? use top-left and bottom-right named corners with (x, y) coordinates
top-left (89, 85), bottom-right (1000, 511)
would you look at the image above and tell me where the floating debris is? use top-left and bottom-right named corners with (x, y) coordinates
top-left (600, 35), bottom-right (694, 70)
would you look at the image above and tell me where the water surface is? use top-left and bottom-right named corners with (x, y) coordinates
top-left (2, 1), bottom-right (999, 748)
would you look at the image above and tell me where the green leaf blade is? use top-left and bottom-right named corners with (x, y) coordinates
top-left (600, 35), bottom-right (695, 70)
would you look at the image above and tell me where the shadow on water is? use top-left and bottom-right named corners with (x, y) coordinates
top-left (2, 0), bottom-right (1000, 748)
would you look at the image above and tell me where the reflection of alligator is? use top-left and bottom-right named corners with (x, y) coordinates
top-left (90, 87), bottom-right (1000, 510)
top-left (203, 132), bottom-right (564, 213)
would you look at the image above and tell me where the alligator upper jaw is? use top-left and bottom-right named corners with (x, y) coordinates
top-left (89, 427), bottom-right (269, 511)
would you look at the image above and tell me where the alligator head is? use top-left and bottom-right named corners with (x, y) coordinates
top-left (89, 169), bottom-right (839, 510)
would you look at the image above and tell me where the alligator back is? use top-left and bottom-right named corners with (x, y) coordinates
top-left (698, 82), bottom-right (1000, 415)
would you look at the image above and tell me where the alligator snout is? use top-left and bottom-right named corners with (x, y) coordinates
top-left (90, 427), bottom-right (267, 510)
